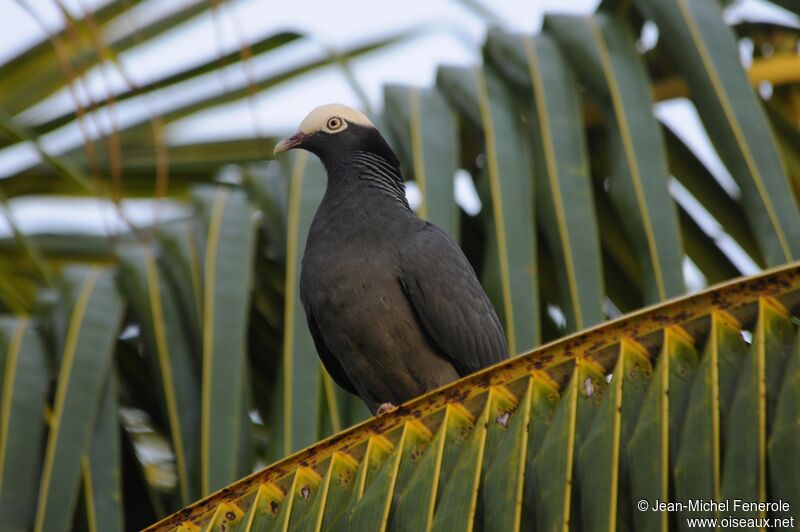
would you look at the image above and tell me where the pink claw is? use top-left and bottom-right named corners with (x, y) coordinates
top-left (376, 402), bottom-right (396, 415)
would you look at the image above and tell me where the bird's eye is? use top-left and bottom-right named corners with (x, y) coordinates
top-left (326, 117), bottom-right (343, 130)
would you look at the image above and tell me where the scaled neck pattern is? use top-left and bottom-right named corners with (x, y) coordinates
top-left (350, 150), bottom-right (410, 210)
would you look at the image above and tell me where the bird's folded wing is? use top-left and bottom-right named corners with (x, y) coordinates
top-left (399, 224), bottom-right (509, 375)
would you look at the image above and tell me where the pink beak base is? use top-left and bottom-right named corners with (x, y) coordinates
top-left (273, 132), bottom-right (307, 155)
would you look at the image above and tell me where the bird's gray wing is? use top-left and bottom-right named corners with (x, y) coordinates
top-left (398, 223), bottom-right (508, 375)
top-left (305, 308), bottom-right (358, 395)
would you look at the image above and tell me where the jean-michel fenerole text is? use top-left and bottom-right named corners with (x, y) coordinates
top-left (648, 499), bottom-right (791, 514)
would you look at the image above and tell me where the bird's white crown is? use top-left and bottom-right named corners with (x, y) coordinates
top-left (298, 103), bottom-right (374, 134)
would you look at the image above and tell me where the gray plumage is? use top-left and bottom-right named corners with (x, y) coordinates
top-left (275, 104), bottom-right (508, 414)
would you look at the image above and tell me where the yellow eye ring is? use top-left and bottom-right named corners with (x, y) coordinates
top-left (326, 117), bottom-right (343, 130)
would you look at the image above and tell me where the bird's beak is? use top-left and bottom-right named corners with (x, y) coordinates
top-left (274, 132), bottom-right (307, 155)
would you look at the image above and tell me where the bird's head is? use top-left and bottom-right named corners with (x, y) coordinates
top-left (274, 104), bottom-right (395, 167)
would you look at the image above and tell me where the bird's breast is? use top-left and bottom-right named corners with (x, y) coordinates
top-left (301, 239), bottom-right (394, 305)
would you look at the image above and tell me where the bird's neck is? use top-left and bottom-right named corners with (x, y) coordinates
top-left (324, 150), bottom-right (411, 211)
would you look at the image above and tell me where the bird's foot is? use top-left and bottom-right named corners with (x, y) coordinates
top-left (376, 402), bottom-right (396, 416)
